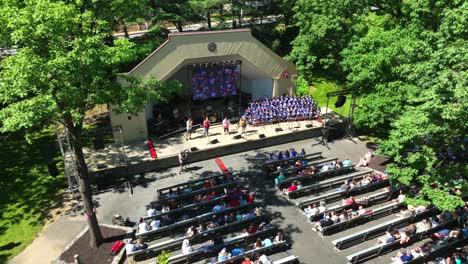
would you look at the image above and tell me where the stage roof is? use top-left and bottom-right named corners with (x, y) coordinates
top-left (126, 29), bottom-right (297, 81)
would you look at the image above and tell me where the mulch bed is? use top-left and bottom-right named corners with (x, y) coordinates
top-left (58, 226), bottom-right (127, 264)
top-left (367, 154), bottom-right (392, 173)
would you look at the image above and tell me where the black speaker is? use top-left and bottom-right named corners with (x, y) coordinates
top-left (305, 124), bottom-right (313, 128)
top-left (47, 161), bottom-right (59, 177)
top-left (209, 139), bottom-right (219, 144)
top-left (233, 135), bottom-right (242, 140)
top-left (258, 134), bottom-right (266, 139)
top-left (190, 147), bottom-right (198, 152)
top-left (94, 140), bottom-right (105, 150)
top-left (275, 128), bottom-right (283, 132)
top-left (335, 95), bottom-right (347, 108)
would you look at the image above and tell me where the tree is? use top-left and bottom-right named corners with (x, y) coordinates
top-left (289, 0), bottom-right (369, 81)
top-left (0, 0), bottom-right (181, 247)
top-left (341, 1), bottom-right (467, 211)
top-left (192, 0), bottom-right (226, 29)
top-left (152, 0), bottom-right (203, 32)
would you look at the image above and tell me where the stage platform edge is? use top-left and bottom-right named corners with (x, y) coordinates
top-left (88, 126), bottom-right (323, 179)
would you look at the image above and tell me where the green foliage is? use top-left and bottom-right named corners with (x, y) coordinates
top-left (310, 77), bottom-right (350, 118)
top-left (0, 0), bottom-right (182, 248)
top-left (339, 1), bottom-right (467, 211)
top-left (290, 0), bottom-right (368, 81)
top-left (295, 76), bottom-right (309, 96)
top-left (156, 250), bottom-right (171, 264)
top-left (152, 0), bottom-right (203, 31)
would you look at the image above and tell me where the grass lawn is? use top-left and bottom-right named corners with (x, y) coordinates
top-left (0, 129), bottom-right (66, 263)
top-left (309, 77), bottom-right (352, 118)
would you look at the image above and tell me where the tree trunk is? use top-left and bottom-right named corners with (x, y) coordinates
top-left (123, 23), bottom-right (129, 39)
top-left (65, 117), bottom-right (103, 248)
top-left (238, 10), bottom-right (242, 28)
top-left (207, 10), bottom-right (211, 29)
top-left (175, 22), bottom-right (183, 32)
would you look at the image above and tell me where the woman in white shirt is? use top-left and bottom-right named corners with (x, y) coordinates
top-left (181, 239), bottom-right (193, 255)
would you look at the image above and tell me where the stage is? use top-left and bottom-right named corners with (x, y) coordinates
top-left (83, 117), bottom-right (330, 178)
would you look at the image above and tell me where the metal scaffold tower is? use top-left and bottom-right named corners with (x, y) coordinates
top-left (54, 123), bottom-right (79, 194)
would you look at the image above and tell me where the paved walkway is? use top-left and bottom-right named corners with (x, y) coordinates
top-left (9, 215), bottom-right (86, 264)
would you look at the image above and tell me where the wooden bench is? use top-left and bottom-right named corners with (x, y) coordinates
top-left (296, 179), bottom-right (390, 208)
top-left (157, 171), bottom-right (233, 194)
top-left (403, 237), bottom-right (467, 264)
top-left (345, 218), bottom-right (458, 263)
top-left (137, 203), bottom-right (255, 239)
top-left (277, 162), bottom-right (354, 189)
top-left (320, 201), bottom-right (405, 236)
top-left (303, 188), bottom-right (397, 223)
top-left (262, 151), bottom-right (322, 171)
top-left (214, 241), bottom-right (287, 264)
top-left (332, 207), bottom-right (435, 250)
top-left (273, 255), bottom-right (299, 264)
top-left (166, 227), bottom-right (279, 264)
top-left (156, 180), bottom-right (242, 204)
top-left (128, 214), bottom-right (266, 260)
top-left (270, 157), bottom-right (337, 178)
top-left (287, 169), bottom-right (373, 199)
top-left (144, 195), bottom-right (226, 221)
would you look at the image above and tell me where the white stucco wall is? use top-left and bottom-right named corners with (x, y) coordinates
top-left (109, 105), bottom-right (148, 143)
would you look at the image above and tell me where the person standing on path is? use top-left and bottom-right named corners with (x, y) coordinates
top-left (203, 117), bottom-right (210, 137)
top-left (222, 117), bottom-right (230, 135)
top-left (186, 117), bottom-right (193, 140)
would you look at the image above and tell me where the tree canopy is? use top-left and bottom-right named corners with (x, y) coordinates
top-left (290, 0), bottom-right (467, 211)
top-left (0, 0), bottom-right (180, 247)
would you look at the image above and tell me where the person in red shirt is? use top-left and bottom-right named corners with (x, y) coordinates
top-left (247, 224), bottom-right (258, 234)
top-left (203, 180), bottom-right (212, 189)
top-left (203, 117), bottom-right (210, 137)
top-left (229, 199), bottom-right (240, 208)
top-left (247, 193), bottom-right (255, 203)
top-left (282, 182), bottom-right (298, 195)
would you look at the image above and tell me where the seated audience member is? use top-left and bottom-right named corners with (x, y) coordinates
top-left (291, 148), bottom-right (298, 157)
top-left (134, 238), bottom-right (148, 251)
top-left (274, 232), bottom-right (284, 244)
top-left (394, 190), bottom-right (406, 203)
top-left (416, 219), bottom-right (432, 233)
top-left (377, 231), bottom-right (397, 244)
top-left (150, 218), bottom-right (161, 230)
top-left (185, 226), bottom-right (197, 238)
top-left (295, 160), bottom-right (303, 167)
top-left (339, 180), bottom-right (350, 192)
top-left (299, 148), bottom-right (306, 156)
top-left (231, 247), bottom-right (244, 257)
top-left (213, 202), bottom-right (225, 212)
top-left (247, 193), bottom-right (255, 203)
top-left (282, 182), bottom-right (298, 195)
top-left (262, 237), bottom-right (273, 247)
top-left (284, 150), bottom-right (291, 159)
top-left (342, 158), bottom-right (351, 167)
top-left (217, 248), bottom-right (229, 262)
top-left (197, 238), bottom-right (226, 253)
top-left (297, 181), bottom-right (303, 189)
top-left (138, 219), bottom-right (148, 233)
top-left (365, 151), bottom-right (373, 163)
top-left (147, 207), bottom-right (156, 216)
top-left (248, 224), bottom-right (258, 234)
top-left (253, 238), bottom-right (262, 249)
top-left (277, 151), bottom-right (284, 160)
top-left (318, 201), bottom-right (327, 213)
top-left (275, 172), bottom-right (286, 186)
top-left (304, 203), bottom-right (319, 217)
top-left (181, 239), bottom-right (193, 255)
top-left (268, 153), bottom-right (275, 161)
top-left (358, 157), bottom-right (368, 167)
top-left (242, 257), bottom-right (253, 264)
